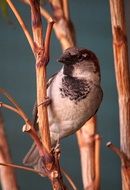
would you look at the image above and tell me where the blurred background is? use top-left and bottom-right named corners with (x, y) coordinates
top-left (0, 0), bottom-right (130, 189)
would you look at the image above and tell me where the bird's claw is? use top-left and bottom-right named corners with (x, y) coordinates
top-left (38, 97), bottom-right (51, 107)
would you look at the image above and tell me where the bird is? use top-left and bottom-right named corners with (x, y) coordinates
top-left (23, 47), bottom-right (103, 174)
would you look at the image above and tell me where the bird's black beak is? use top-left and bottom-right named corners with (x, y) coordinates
top-left (57, 53), bottom-right (71, 64)
top-left (57, 56), bottom-right (65, 63)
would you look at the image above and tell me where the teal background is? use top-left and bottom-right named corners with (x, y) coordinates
top-left (0, 0), bottom-right (130, 189)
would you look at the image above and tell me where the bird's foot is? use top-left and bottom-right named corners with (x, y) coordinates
top-left (38, 97), bottom-right (51, 107)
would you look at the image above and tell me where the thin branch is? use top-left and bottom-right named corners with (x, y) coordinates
top-left (44, 19), bottom-right (55, 63)
top-left (21, 0), bottom-right (53, 23)
top-left (40, 6), bottom-right (53, 22)
top-left (62, 169), bottom-right (77, 190)
top-left (109, 1), bottom-right (130, 188)
top-left (22, 124), bottom-right (46, 156)
top-left (107, 142), bottom-right (130, 190)
top-left (0, 112), bottom-right (18, 190)
top-left (29, 0), bottom-right (43, 47)
top-left (6, 0), bottom-right (34, 53)
top-left (106, 142), bottom-right (126, 164)
top-left (0, 102), bottom-right (21, 116)
top-left (62, 0), bottom-right (70, 21)
top-left (109, 0), bottom-right (130, 156)
top-left (94, 134), bottom-right (101, 190)
top-left (0, 162), bottom-right (43, 175)
top-left (0, 88), bottom-right (31, 122)
top-left (0, 88), bottom-right (45, 157)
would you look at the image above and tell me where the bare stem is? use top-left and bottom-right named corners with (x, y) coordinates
top-left (106, 142), bottom-right (126, 164)
top-left (109, 0), bottom-right (130, 189)
top-left (45, 20), bottom-right (55, 61)
top-left (40, 7), bottom-right (53, 21)
top-left (94, 134), bottom-right (101, 190)
top-left (29, 0), bottom-right (52, 152)
top-left (49, 0), bottom-right (75, 50)
top-left (0, 112), bottom-right (18, 190)
top-left (0, 102), bottom-right (21, 116)
top-left (62, 0), bottom-right (70, 21)
top-left (109, 0), bottom-right (130, 157)
top-left (29, 0), bottom-right (43, 47)
top-left (6, 0), bottom-right (34, 53)
top-left (0, 162), bottom-right (43, 175)
top-left (0, 88), bottom-right (45, 156)
top-left (21, 0), bottom-right (53, 23)
top-left (0, 88), bottom-right (32, 123)
top-left (62, 169), bottom-right (77, 190)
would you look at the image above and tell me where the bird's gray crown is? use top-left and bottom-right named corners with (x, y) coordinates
top-left (58, 47), bottom-right (100, 75)
top-left (58, 47), bottom-right (98, 64)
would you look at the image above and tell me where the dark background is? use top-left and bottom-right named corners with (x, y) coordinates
top-left (0, 0), bottom-right (130, 189)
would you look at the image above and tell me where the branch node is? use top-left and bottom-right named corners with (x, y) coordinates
top-left (0, 102), bottom-right (3, 107)
top-left (106, 141), bottom-right (112, 147)
top-left (95, 134), bottom-right (101, 141)
top-left (51, 170), bottom-right (59, 179)
top-left (48, 17), bottom-right (55, 24)
top-left (106, 141), bottom-right (127, 166)
top-left (22, 124), bottom-right (31, 132)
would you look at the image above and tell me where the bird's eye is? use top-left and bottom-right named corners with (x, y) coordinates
top-left (82, 53), bottom-right (88, 58)
top-left (77, 53), bottom-right (82, 59)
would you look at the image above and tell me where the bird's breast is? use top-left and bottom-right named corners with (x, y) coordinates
top-left (47, 73), bottom-right (102, 139)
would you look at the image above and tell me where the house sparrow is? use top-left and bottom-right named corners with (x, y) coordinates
top-left (23, 47), bottom-right (103, 173)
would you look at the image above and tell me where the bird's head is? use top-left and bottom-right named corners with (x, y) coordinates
top-left (58, 47), bottom-right (101, 83)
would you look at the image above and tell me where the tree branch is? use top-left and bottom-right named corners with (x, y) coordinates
top-left (0, 88), bottom-right (45, 156)
top-left (0, 162), bottom-right (44, 175)
top-left (29, 0), bottom-right (52, 152)
top-left (62, 0), bottom-right (70, 21)
top-left (109, 0), bottom-right (130, 189)
top-left (44, 19), bottom-right (55, 61)
top-left (0, 112), bottom-right (18, 190)
top-left (94, 134), bottom-right (101, 190)
top-left (6, 0), bottom-right (35, 53)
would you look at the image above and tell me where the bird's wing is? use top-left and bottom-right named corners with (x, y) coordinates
top-left (47, 73), bottom-right (57, 88)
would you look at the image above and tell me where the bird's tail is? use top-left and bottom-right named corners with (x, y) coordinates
top-left (23, 143), bottom-right (46, 176)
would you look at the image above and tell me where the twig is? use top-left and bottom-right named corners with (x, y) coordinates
top-left (107, 142), bottom-right (130, 190)
top-left (0, 112), bottom-right (18, 190)
top-left (29, 0), bottom-right (43, 47)
top-left (0, 88), bottom-right (29, 123)
top-left (76, 118), bottom-right (97, 190)
top-left (0, 162), bottom-right (43, 175)
top-left (94, 134), bottom-right (101, 190)
top-left (109, 0), bottom-right (130, 189)
top-left (49, 0), bottom-right (75, 50)
top-left (22, 124), bottom-right (46, 156)
top-left (20, 0), bottom-right (53, 22)
top-left (44, 19), bottom-right (55, 62)
top-left (0, 102), bottom-right (21, 116)
top-left (40, 6), bottom-right (53, 22)
top-left (6, 0), bottom-right (34, 53)
top-left (106, 142), bottom-right (126, 164)
top-left (0, 88), bottom-right (45, 156)
top-left (62, 0), bottom-right (70, 21)
top-left (61, 169), bottom-right (77, 190)
top-left (50, 147), bottom-right (67, 190)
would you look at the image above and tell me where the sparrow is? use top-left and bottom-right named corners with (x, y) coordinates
top-left (23, 47), bottom-right (103, 173)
